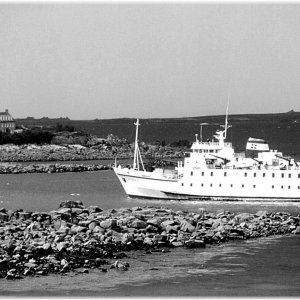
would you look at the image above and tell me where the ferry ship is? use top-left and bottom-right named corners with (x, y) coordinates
top-left (113, 114), bottom-right (300, 202)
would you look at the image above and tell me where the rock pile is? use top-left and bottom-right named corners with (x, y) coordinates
top-left (0, 143), bottom-right (185, 163)
top-left (0, 201), bottom-right (299, 280)
top-left (0, 163), bottom-right (110, 174)
top-left (0, 144), bottom-right (121, 162)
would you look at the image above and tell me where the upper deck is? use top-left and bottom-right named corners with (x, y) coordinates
top-left (190, 141), bottom-right (233, 156)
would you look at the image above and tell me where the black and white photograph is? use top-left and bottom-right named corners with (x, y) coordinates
top-left (0, 1), bottom-right (300, 296)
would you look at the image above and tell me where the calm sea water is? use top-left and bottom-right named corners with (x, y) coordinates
top-left (1, 169), bottom-right (300, 296)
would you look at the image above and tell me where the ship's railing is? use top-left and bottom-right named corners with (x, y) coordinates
top-left (162, 174), bottom-right (179, 180)
top-left (221, 165), bottom-right (300, 170)
top-left (194, 142), bottom-right (232, 148)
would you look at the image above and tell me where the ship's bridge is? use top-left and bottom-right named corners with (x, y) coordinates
top-left (191, 141), bottom-right (233, 154)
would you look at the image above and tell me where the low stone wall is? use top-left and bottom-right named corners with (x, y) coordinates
top-left (0, 200), bottom-right (299, 280)
top-left (0, 163), bottom-right (110, 174)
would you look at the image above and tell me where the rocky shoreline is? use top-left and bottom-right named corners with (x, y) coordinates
top-left (0, 143), bottom-right (184, 163)
top-left (0, 163), bottom-right (110, 174)
top-left (0, 200), bottom-right (299, 280)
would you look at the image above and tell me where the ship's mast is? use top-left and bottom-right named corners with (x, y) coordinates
top-left (214, 101), bottom-right (231, 146)
top-left (224, 98), bottom-right (230, 139)
top-left (133, 119), bottom-right (145, 171)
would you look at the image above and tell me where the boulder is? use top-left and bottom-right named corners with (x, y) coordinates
top-left (128, 219), bottom-right (147, 229)
top-left (161, 219), bottom-right (176, 228)
top-left (121, 233), bottom-right (134, 244)
top-left (56, 242), bottom-right (67, 252)
top-left (236, 213), bottom-right (253, 222)
top-left (292, 226), bottom-right (300, 235)
top-left (255, 211), bottom-right (268, 218)
top-left (100, 219), bottom-right (117, 229)
top-left (146, 218), bottom-right (162, 227)
top-left (185, 239), bottom-right (205, 248)
top-left (180, 220), bottom-right (195, 233)
top-left (165, 225), bottom-right (179, 234)
top-left (0, 212), bottom-right (8, 222)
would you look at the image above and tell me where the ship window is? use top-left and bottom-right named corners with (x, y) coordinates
top-left (224, 172), bottom-right (227, 177)
top-left (244, 172), bottom-right (247, 177)
top-left (211, 172), bottom-right (213, 176)
top-left (182, 183), bottom-right (184, 186)
top-left (281, 186), bottom-right (284, 189)
top-left (281, 173), bottom-right (284, 178)
top-left (122, 178), bottom-right (126, 183)
top-left (288, 174), bottom-right (291, 178)
top-left (209, 150), bottom-right (214, 153)
top-left (254, 173), bottom-right (256, 177)
top-left (272, 185), bottom-right (274, 189)
top-left (242, 184), bottom-right (244, 188)
top-left (253, 185), bottom-right (256, 188)
top-left (202, 172), bottom-right (204, 176)
top-left (298, 174), bottom-right (300, 178)
top-left (191, 171), bottom-right (193, 176)
top-left (230, 184), bottom-right (233, 187)
top-left (288, 186), bottom-right (291, 189)
top-left (190, 183), bottom-right (193, 187)
top-left (219, 184), bottom-right (222, 187)
top-left (263, 173), bottom-right (266, 177)
top-left (201, 183), bottom-right (204, 187)
top-left (298, 186), bottom-right (300, 189)
top-left (272, 173), bottom-right (275, 178)
top-left (210, 184), bottom-right (213, 187)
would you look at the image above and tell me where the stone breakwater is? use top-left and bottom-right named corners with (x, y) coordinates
top-left (0, 163), bottom-right (110, 174)
top-left (0, 144), bottom-right (184, 163)
top-left (0, 144), bottom-right (122, 162)
top-left (1, 200), bottom-right (300, 280)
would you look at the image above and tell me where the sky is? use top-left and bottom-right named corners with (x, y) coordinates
top-left (1, 2), bottom-right (300, 120)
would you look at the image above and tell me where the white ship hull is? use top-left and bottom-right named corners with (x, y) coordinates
top-left (114, 117), bottom-right (300, 202)
top-left (114, 167), bottom-right (300, 201)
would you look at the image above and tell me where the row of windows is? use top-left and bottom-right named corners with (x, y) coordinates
top-left (190, 171), bottom-right (300, 178)
top-left (0, 123), bottom-right (14, 127)
top-left (194, 149), bottom-right (217, 153)
top-left (183, 182), bottom-right (300, 189)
